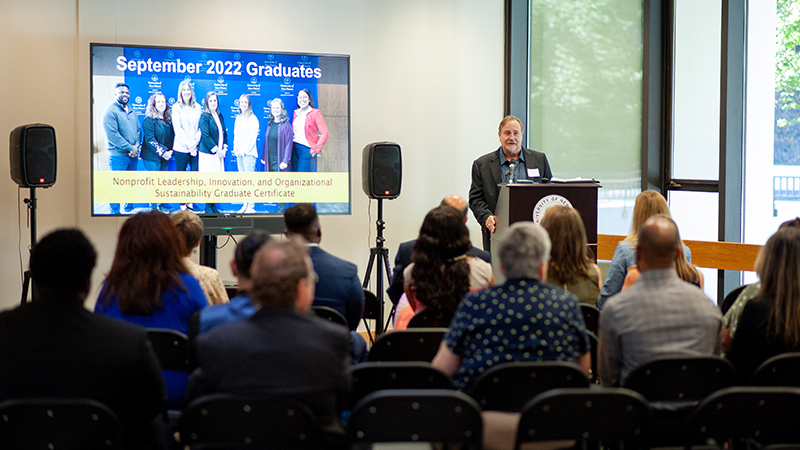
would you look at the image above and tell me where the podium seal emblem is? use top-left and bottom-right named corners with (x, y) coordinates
top-left (532, 195), bottom-right (573, 224)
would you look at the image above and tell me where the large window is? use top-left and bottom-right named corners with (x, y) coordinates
top-left (528, 0), bottom-right (644, 235)
top-left (670, 0), bottom-right (723, 299)
top-left (743, 0), bottom-right (796, 285)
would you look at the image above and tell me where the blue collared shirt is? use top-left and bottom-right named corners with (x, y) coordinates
top-left (499, 148), bottom-right (527, 183)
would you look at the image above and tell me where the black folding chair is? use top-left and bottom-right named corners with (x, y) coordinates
top-left (586, 330), bottom-right (599, 383)
top-left (407, 308), bottom-right (455, 328)
top-left (361, 289), bottom-right (380, 345)
top-left (469, 361), bottom-right (589, 411)
top-left (366, 329), bottom-right (446, 363)
top-left (720, 284), bottom-right (749, 315)
top-left (179, 394), bottom-right (322, 449)
top-left (515, 387), bottom-right (649, 450)
top-left (146, 328), bottom-right (191, 372)
top-left (752, 352), bottom-right (800, 387)
top-left (624, 355), bottom-right (736, 402)
top-left (311, 306), bottom-right (348, 328)
top-left (580, 303), bottom-right (600, 335)
top-left (348, 389), bottom-right (482, 449)
top-left (623, 355), bottom-right (736, 447)
top-left (350, 362), bottom-right (452, 407)
top-left (690, 387), bottom-right (800, 448)
top-left (0, 398), bottom-right (122, 449)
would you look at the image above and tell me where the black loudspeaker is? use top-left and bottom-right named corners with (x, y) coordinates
top-left (362, 142), bottom-right (401, 199)
top-left (9, 124), bottom-right (57, 188)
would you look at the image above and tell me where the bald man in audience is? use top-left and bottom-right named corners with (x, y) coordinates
top-left (387, 194), bottom-right (491, 305)
top-left (598, 215), bottom-right (722, 387)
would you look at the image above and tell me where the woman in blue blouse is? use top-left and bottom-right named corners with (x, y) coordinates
top-left (95, 211), bottom-right (208, 407)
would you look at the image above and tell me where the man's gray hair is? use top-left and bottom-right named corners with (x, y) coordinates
top-left (499, 222), bottom-right (551, 279)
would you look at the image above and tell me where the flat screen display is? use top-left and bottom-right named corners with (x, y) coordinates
top-left (90, 43), bottom-right (350, 216)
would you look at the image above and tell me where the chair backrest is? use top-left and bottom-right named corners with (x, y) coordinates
top-left (720, 284), bottom-right (748, 315)
top-left (469, 361), bottom-right (589, 411)
top-left (179, 394), bottom-right (322, 449)
top-left (362, 289), bottom-right (380, 320)
top-left (348, 389), bottom-right (482, 448)
top-left (0, 398), bottom-right (122, 449)
top-left (690, 387), bottom-right (800, 446)
top-left (350, 362), bottom-right (452, 407)
top-left (366, 329), bottom-right (446, 362)
top-left (586, 330), bottom-right (598, 382)
top-left (311, 306), bottom-right (348, 328)
top-left (515, 387), bottom-right (649, 450)
top-left (580, 304), bottom-right (600, 335)
top-left (146, 328), bottom-right (191, 372)
top-left (407, 308), bottom-right (455, 329)
top-left (752, 352), bottom-right (800, 387)
top-left (623, 355), bottom-right (736, 402)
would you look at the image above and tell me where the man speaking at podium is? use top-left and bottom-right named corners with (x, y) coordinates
top-left (469, 115), bottom-right (553, 251)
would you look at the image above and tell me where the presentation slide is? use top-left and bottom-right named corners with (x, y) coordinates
top-left (90, 43), bottom-right (351, 216)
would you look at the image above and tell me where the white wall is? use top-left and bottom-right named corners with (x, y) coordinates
top-left (0, 0), bottom-right (504, 311)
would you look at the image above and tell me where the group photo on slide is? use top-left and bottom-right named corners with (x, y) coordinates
top-left (91, 44), bottom-right (343, 217)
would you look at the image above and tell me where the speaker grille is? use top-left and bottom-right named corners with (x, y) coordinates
top-left (362, 142), bottom-right (401, 199)
top-left (25, 127), bottom-right (56, 186)
top-left (372, 145), bottom-right (401, 196)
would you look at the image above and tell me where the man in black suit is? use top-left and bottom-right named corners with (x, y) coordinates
top-left (387, 194), bottom-right (491, 305)
top-left (469, 115), bottom-right (553, 251)
top-left (0, 229), bottom-right (166, 450)
top-left (189, 239), bottom-right (350, 437)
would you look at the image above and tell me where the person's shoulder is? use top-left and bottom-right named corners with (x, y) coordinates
top-left (523, 147), bottom-right (547, 158)
top-left (316, 247), bottom-right (358, 271)
top-left (398, 240), bottom-right (415, 252)
top-left (466, 246), bottom-right (491, 263)
top-left (474, 149), bottom-right (499, 165)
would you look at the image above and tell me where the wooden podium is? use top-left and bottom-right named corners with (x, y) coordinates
top-left (492, 182), bottom-right (600, 282)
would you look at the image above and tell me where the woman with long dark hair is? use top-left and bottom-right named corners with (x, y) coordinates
top-left (398, 206), bottom-right (493, 329)
top-left (95, 211), bottom-right (207, 407)
top-left (727, 227), bottom-right (800, 383)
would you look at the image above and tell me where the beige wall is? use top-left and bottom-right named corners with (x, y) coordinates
top-left (0, 0), bottom-right (504, 312)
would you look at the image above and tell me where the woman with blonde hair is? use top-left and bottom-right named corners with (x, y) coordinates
top-left (233, 94), bottom-right (259, 213)
top-left (540, 205), bottom-right (603, 304)
top-left (727, 226), bottom-right (800, 383)
top-left (597, 190), bottom-right (693, 309)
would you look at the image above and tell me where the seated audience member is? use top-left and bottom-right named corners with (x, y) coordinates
top-left (189, 239), bottom-right (350, 439)
top-left (396, 205), bottom-right (494, 330)
top-left (727, 226), bottom-right (800, 383)
top-left (284, 203), bottom-right (364, 330)
top-left (620, 225), bottom-right (703, 290)
top-left (597, 190), bottom-right (693, 309)
top-left (95, 212), bottom-right (208, 408)
top-left (540, 205), bottom-right (603, 304)
top-left (170, 210), bottom-right (229, 305)
top-left (722, 217), bottom-right (800, 352)
top-left (284, 203), bottom-right (367, 363)
top-left (387, 194), bottom-right (491, 305)
top-left (597, 215), bottom-right (722, 387)
top-left (193, 233), bottom-right (271, 336)
top-left (0, 229), bottom-right (165, 450)
top-left (432, 222), bottom-right (589, 392)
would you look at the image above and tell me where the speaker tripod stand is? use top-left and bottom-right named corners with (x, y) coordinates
top-left (362, 199), bottom-right (393, 338)
top-left (20, 187), bottom-right (39, 304)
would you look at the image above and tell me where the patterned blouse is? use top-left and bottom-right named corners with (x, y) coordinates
top-left (444, 278), bottom-right (589, 391)
top-left (183, 257), bottom-right (229, 305)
